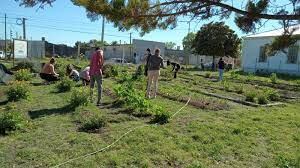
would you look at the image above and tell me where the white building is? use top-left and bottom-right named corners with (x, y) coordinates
top-left (132, 39), bottom-right (165, 64)
top-left (242, 25), bottom-right (300, 75)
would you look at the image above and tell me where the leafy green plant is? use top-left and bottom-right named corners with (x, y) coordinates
top-left (230, 71), bottom-right (240, 79)
top-left (257, 94), bottom-right (269, 104)
top-left (234, 84), bottom-right (244, 94)
top-left (103, 64), bottom-right (120, 78)
top-left (0, 111), bottom-right (26, 135)
top-left (132, 65), bottom-right (145, 80)
top-left (204, 72), bottom-right (212, 78)
top-left (14, 60), bottom-right (35, 72)
top-left (15, 69), bottom-right (32, 81)
top-left (69, 87), bottom-right (89, 107)
top-left (270, 73), bottom-right (278, 84)
top-left (222, 80), bottom-right (230, 91)
top-left (6, 82), bottom-right (30, 101)
top-left (56, 77), bottom-right (74, 92)
top-left (245, 91), bottom-right (257, 102)
top-left (245, 73), bottom-right (254, 82)
top-left (265, 89), bottom-right (280, 101)
top-left (80, 114), bottom-right (107, 131)
top-left (152, 108), bottom-right (171, 124)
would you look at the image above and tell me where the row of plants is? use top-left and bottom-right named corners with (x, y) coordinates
top-left (114, 74), bottom-right (170, 124)
top-left (245, 89), bottom-right (280, 104)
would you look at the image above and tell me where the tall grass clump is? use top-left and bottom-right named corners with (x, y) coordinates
top-left (103, 64), bottom-right (120, 78)
top-left (204, 72), bottom-right (212, 78)
top-left (257, 94), bottom-right (269, 104)
top-left (234, 84), bottom-right (244, 94)
top-left (0, 111), bottom-right (26, 135)
top-left (15, 69), bottom-right (32, 81)
top-left (270, 73), bottom-right (278, 84)
top-left (222, 80), bottom-right (230, 91)
top-left (265, 89), bottom-right (280, 101)
top-left (6, 82), bottom-right (30, 101)
top-left (245, 91), bottom-right (257, 103)
top-left (245, 73), bottom-right (255, 82)
top-left (69, 87), bottom-right (89, 107)
top-left (80, 113), bottom-right (107, 132)
top-left (152, 107), bottom-right (171, 124)
top-left (56, 77), bottom-right (74, 92)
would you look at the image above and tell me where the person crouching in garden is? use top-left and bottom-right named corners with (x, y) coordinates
top-left (80, 66), bottom-right (90, 86)
top-left (146, 48), bottom-right (164, 99)
top-left (89, 47), bottom-right (104, 106)
top-left (66, 64), bottom-right (80, 82)
top-left (40, 58), bottom-right (59, 84)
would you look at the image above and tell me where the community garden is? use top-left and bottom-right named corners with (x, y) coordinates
top-left (0, 58), bottom-right (299, 168)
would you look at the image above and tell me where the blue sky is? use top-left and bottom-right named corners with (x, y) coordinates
top-left (0, 0), bottom-right (283, 47)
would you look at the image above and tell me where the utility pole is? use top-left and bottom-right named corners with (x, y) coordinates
top-left (129, 32), bottom-right (132, 62)
top-left (22, 18), bottom-right (26, 40)
top-left (101, 16), bottom-right (105, 46)
top-left (4, 14), bottom-right (7, 59)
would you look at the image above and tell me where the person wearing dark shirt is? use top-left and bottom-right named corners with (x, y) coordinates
top-left (171, 62), bottom-right (181, 78)
top-left (146, 48), bottom-right (164, 99)
top-left (218, 57), bottom-right (226, 81)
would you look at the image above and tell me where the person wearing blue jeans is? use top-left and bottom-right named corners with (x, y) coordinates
top-left (218, 57), bottom-right (226, 81)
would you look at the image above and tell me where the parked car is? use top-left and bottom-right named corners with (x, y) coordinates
top-left (0, 51), bottom-right (5, 59)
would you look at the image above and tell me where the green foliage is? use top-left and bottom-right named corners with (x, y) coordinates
top-left (182, 32), bottom-right (196, 51)
top-left (165, 41), bottom-right (176, 49)
top-left (15, 60), bottom-right (35, 72)
top-left (222, 80), bottom-right (230, 91)
top-left (192, 22), bottom-right (241, 58)
top-left (257, 94), bottom-right (269, 104)
top-left (56, 77), bottom-right (74, 92)
top-left (265, 89), bottom-right (280, 101)
top-left (6, 82), bottom-right (30, 101)
top-left (0, 111), bottom-right (26, 135)
top-left (270, 73), bottom-right (278, 84)
top-left (204, 72), bottom-right (212, 78)
top-left (152, 108), bottom-right (171, 124)
top-left (80, 113), bottom-right (107, 132)
top-left (230, 71), bottom-right (240, 79)
top-left (15, 69), bottom-right (32, 81)
top-left (132, 65), bottom-right (145, 80)
top-left (55, 62), bottom-right (69, 77)
top-left (245, 73), bottom-right (255, 82)
top-left (69, 87), bottom-right (89, 107)
top-left (234, 84), bottom-right (244, 94)
top-left (103, 64), bottom-right (120, 78)
top-left (245, 91), bottom-right (257, 102)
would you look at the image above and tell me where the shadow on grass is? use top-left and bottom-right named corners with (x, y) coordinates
top-left (0, 100), bottom-right (9, 106)
top-left (28, 104), bottom-right (76, 119)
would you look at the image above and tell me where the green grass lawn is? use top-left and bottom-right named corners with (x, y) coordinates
top-left (0, 59), bottom-right (299, 168)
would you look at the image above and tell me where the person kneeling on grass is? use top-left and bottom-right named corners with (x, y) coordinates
top-left (79, 66), bottom-right (90, 86)
top-left (171, 62), bottom-right (181, 78)
top-left (66, 64), bottom-right (80, 82)
top-left (40, 58), bottom-right (59, 84)
top-left (146, 48), bottom-right (164, 99)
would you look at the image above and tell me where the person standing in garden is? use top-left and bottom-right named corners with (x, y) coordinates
top-left (89, 47), bottom-right (104, 106)
top-left (146, 48), bottom-right (164, 99)
top-left (218, 57), bottom-right (226, 81)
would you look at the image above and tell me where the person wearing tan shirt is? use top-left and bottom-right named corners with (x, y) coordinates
top-left (40, 58), bottom-right (59, 83)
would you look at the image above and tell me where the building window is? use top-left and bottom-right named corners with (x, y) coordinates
top-left (259, 46), bottom-right (267, 62)
top-left (287, 46), bottom-right (299, 64)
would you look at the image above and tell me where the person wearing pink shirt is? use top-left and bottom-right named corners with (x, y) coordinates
top-left (89, 47), bottom-right (104, 106)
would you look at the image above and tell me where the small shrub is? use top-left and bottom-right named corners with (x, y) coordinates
top-left (15, 61), bottom-right (34, 72)
top-left (160, 69), bottom-right (173, 79)
top-left (265, 89), bottom-right (280, 101)
top-left (245, 91), bottom-right (257, 102)
top-left (152, 108), bottom-right (171, 124)
top-left (103, 64), bottom-right (120, 78)
top-left (69, 87), bottom-right (89, 107)
top-left (56, 77), bottom-right (74, 92)
top-left (245, 73), bottom-right (254, 82)
top-left (15, 69), bottom-right (32, 81)
top-left (230, 71), bottom-right (240, 79)
top-left (132, 65), bottom-right (145, 80)
top-left (257, 94), bottom-right (269, 104)
top-left (204, 72), bottom-right (212, 78)
top-left (6, 82), bottom-right (30, 101)
top-left (80, 114), bottom-right (107, 131)
top-left (235, 84), bottom-right (244, 94)
top-left (222, 80), bottom-right (230, 91)
top-left (270, 73), bottom-right (277, 84)
top-left (0, 111), bottom-right (25, 135)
